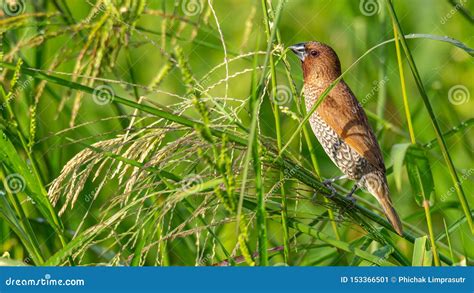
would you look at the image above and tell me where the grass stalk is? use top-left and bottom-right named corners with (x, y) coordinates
top-left (376, 0), bottom-right (388, 133)
top-left (0, 171), bottom-right (45, 265)
top-left (392, 21), bottom-right (415, 143)
top-left (0, 1), bottom-right (470, 267)
top-left (261, 0), bottom-right (289, 264)
top-left (443, 218), bottom-right (455, 264)
top-left (423, 200), bottom-right (440, 266)
top-left (392, 18), bottom-right (439, 265)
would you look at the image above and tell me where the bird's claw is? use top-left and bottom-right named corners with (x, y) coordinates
top-left (322, 180), bottom-right (337, 198)
top-left (346, 193), bottom-right (356, 205)
top-left (345, 183), bottom-right (359, 205)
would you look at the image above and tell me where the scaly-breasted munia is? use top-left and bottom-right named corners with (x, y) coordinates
top-left (289, 41), bottom-right (403, 235)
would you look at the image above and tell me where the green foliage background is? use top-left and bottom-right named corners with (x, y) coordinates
top-left (0, 0), bottom-right (472, 266)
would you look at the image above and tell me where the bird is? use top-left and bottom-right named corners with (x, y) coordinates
top-left (289, 41), bottom-right (403, 235)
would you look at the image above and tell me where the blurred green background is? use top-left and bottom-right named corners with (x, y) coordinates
top-left (0, 0), bottom-right (472, 266)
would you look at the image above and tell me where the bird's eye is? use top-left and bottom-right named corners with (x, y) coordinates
top-left (310, 50), bottom-right (319, 57)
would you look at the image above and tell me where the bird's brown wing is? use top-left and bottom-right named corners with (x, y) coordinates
top-left (316, 81), bottom-right (385, 171)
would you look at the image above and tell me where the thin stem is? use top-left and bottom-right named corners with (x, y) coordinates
top-left (392, 18), bottom-right (441, 267)
top-left (261, 0), bottom-right (289, 264)
top-left (443, 218), bottom-right (456, 264)
top-left (423, 200), bottom-right (440, 266)
top-left (392, 21), bottom-right (415, 143)
top-left (376, 0), bottom-right (387, 133)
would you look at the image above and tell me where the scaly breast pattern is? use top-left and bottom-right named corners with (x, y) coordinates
top-left (304, 85), bottom-right (371, 180)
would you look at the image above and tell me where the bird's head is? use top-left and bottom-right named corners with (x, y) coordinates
top-left (289, 41), bottom-right (342, 83)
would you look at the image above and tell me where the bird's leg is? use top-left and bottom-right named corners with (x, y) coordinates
top-left (312, 177), bottom-right (339, 202)
top-left (346, 183), bottom-right (359, 204)
top-left (334, 182), bottom-right (360, 223)
top-left (320, 175), bottom-right (348, 198)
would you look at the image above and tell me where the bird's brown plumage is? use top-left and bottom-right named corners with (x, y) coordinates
top-left (316, 82), bottom-right (385, 172)
top-left (290, 41), bottom-right (403, 235)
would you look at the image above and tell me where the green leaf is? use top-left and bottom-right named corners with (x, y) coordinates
top-left (0, 131), bottom-right (64, 228)
top-left (0, 130), bottom-right (72, 264)
top-left (0, 130), bottom-right (47, 204)
top-left (0, 190), bottom-right (42, 264)
top-left (390, 143), bottom-right (412, 191)
top-left (412, 236), bottom-right (433, 266)
top-left (405, 145), bottom-right (435, 207)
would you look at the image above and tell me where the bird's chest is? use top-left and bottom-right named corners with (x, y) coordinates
top-left (304, 86), bottom-right (368, 179)
top-left (303, 84), bottom-right (324, 112)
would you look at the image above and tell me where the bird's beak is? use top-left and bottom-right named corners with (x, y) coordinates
top-left (289, 42), bottom-right (306, 62)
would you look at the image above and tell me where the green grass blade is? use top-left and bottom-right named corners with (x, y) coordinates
top-left (443, 218), bottom-right (456, 265)
top-left (412, 236), bottom-right (432, 266)
top-left (390, 143), bottom-right (411, 191)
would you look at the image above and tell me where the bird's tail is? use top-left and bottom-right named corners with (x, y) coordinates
top-left (362, 172), bottom-right (403, 235)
